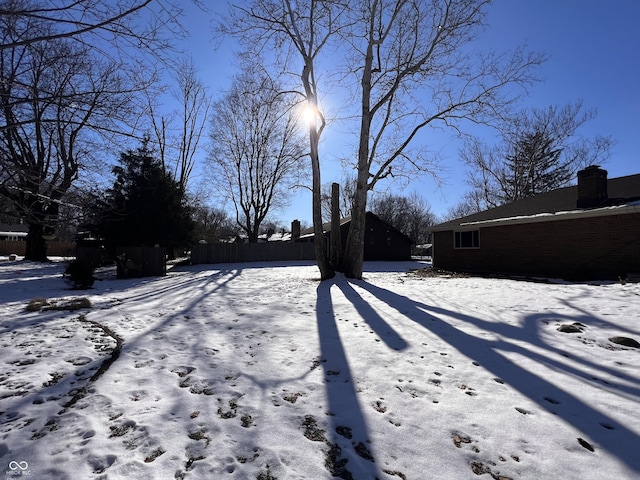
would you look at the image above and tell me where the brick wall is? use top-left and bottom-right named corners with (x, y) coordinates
top-left (433, 212), bottom-right (640, 279)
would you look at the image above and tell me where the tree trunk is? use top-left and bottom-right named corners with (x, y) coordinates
top-left (330, 182), bottom-right (342, 270)
top-left (342, 36), bottom-right (375, 280)
top-left (342, 167), bottom-right (369, 279)
top-left (25, 222), bottom-right (49, 262)
top-left (310, 126), bottom-right (334, 280)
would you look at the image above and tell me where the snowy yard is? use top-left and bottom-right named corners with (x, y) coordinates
top-left (1, 259), bottom-right (639, 479)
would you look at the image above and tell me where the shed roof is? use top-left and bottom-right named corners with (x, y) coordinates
top-left (299, 211), bottom-right (413, 243)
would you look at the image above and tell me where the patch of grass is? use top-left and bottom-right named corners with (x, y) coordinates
top-left (26, 298), bottom-right (50, 311)
top-left (241, 415), bottom-right (254, 428)
top-left (257, 465), bottom-right (277, 480)
top-left (187, 429), bottom-right (210, 446)
top-left (185, 455), bottom-right (205, 471)
top-left (42, 372), bottom-right (64, 387)
top-left (144, 448), bottom-right (165, 463)
top-left (324, 443), bottom-right (352, 480)
top-left (61, 297), bottom-right (92, 310)
top-left (217, 398), bottom-right (238, 419)
top-left (302, 415), bottom-right (325, 442)
top-left (383, 470), bottom-right (407, 480)
top-left (25, 297), bottom-right (92, 312)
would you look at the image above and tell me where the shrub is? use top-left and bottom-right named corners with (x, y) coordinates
top-left (64, 259), bottom-right (95, 289)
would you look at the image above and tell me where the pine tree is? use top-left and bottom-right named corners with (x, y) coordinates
top-left (87, 139), bottom-right (194, 257)
top-left (502, 130), bottom-right (567, 203)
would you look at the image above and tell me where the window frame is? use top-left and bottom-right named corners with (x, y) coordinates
top-left (454, 230), bottom-right (480, 249)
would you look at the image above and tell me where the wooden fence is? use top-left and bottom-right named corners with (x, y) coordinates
top-left (191, 242), bottom-right (315, 265)
top-left (0, 240), bottom-right (76, 257)
top-left (116, 246), bottom-right (167, 278)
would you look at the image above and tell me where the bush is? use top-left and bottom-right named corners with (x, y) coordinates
top-left (64, 259), bottom-right (95, 289)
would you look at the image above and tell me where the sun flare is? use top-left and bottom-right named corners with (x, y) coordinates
top-left (302, 104), bottom-right (317, 126)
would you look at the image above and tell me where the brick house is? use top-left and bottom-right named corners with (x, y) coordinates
top-left (430, 166), bottom-right (640, 280)
top-left (297, 211), bottom-right (414, 261)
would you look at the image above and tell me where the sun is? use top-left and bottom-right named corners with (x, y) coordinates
top-left (302, 103), bottom-right (318, 126)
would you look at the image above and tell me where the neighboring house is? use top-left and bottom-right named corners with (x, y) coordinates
top-left (0, 223), bottom-right (28, 241)
top-left (430, 166), bottom-right (640, 280)
top-left (298, 211), bottom-right (413, 261)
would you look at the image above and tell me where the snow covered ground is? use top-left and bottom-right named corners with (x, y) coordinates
top-left (1, 258), bottom-right (639, 480)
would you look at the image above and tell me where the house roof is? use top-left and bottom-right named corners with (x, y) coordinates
top-left (299, 211), bottom-right (414, 243)
top-left (0, 223), bottom-right (28, 237)
top-left (299, 215), bottom-right (352, 238)
top-left (431, 173), bottom-right (640, 232)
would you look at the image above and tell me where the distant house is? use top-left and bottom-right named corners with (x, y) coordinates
top-left (429, 166), bottom-right (640, 280)
top-left (298, 211), bottom-right (413, 261)
top-left (0, 223), bottom-right (28, 241)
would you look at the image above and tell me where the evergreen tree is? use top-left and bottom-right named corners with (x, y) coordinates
top-left (502, 130), bottom-right (566, 203)
top-left (87, 139), bottom-right (194, 257)
top-left (462, 102), bottom-right (613, 210)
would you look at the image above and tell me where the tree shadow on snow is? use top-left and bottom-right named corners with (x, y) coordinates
top-left (315, 280), bottom-right (382, 479)
top-left (354, 279), bottom-right (640, 474)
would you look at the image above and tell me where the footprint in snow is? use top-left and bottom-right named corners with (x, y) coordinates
top-left (88, 454), bottom-right (117, 474)
top-left (515, 407), bottom-right (532, 415)
top-left (64, 356), bottom-right (92, 366)
top-left (373, 399), bottom-right (387, 413)
top-left (171, 366), bottom-right (196, 378)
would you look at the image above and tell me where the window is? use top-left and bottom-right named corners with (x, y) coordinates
top-left (454, 230), bottom-right (479, 249)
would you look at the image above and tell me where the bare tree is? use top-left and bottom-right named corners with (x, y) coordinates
top-left (222, 0), bottom-right (347, 279)
top-left (370, 192), bottom-right (435, 245)
top-left (340, 0), bottom-right (544, 278)
top-left (207, 68), bottom-right (307, 243)
top-left (442, 190), bottom-right (483, 221)
top-left (320, 176), bottom-right (357, 222)
top-left (0, 0), bottom-right (179, 52)
top-left (0, 0), bottom-right (200, 261)
top-left (461, 101), bottom-right (614, 210)
top-left (191, 205), bottom-right (238, 243)
top-left (223, 0), bottom-right (542, 279)
top-left (0, 12), bottom-right (143, 260)
top-left (148, 58), bottom-right (210, 193)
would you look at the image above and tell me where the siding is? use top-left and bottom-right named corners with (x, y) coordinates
top-left (433, 212), bottom-right (640, 279)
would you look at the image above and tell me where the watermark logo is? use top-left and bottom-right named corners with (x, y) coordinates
top-left (6, 461), bottom-right (31, 477)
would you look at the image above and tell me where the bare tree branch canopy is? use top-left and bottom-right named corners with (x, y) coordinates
top-left (221, 0), bottom-right (348, 279)
top-left (0, 15), bottom-right (142, 259)
top-left (0, 0), bottom-right (180, 51)
top-left (207, 67), bottom-right (307, 243)
top-left (340, 0), bottom-right (545, 278)
top-left (224, 0), bottom-right (543, 279)
top-left (370, 191), bottom-right (436, 245)
top-left (321, 176), bottom-right (356, 222)
top-left (0, 0), bottom-right (189, 260)
top-left (461, 101), bottom-right (613, 210)
top-left (147, 58), bottom-right (210, 193)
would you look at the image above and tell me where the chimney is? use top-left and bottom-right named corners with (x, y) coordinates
top-left (577, 166), bottom-right (608, 208)
top-left (291, 219), bottom-right (301, 241)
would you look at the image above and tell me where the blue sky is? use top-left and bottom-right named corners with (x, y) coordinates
top-left (180, 1), bottom-right (640, 225)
